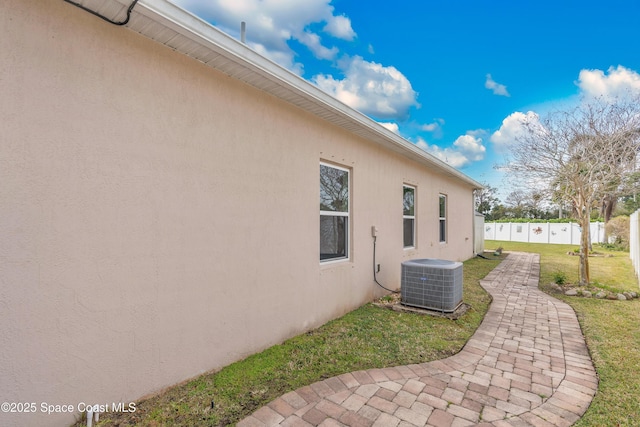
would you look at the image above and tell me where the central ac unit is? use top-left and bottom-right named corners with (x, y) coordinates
top-left (401, 258), bottom-right (463, 312)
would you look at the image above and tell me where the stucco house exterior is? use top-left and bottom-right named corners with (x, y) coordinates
top-left (0, 0), bottom-right (482, 425)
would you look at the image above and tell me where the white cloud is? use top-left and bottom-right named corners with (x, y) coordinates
top-left (420, 118), bottom-right (445, 132)
top-left (297, 31), bottom-right (339, 61)
top-left (491, 66), bottom-right (640, 153)
top-left (490, 111), bottom-right (539, 150)
top-left (418, 141), bottom-right (469, 168)
top-left (173, 0), bottom-right (356, 73)
top-left (313, 56), bottom-right (419, 120)
top-left (323, 15), bottom-right (356, 40)
top-left (577, 65), bottom-right (640, 99)
top-left (414, 132), bottom-right (486, 168)
top-left (378, 122), bottom-right (400, 134)
top-left (251, 43), bottom-right (303, 74)
top-left (485, 74), bottom-right (511, 97)
top-left (465, 128), bottom-right (487, 138)
top-left (453, 134), bottom-right (486, 161)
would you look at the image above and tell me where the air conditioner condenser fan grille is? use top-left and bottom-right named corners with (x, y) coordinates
top-left (401, 259), bottom-right (463, 312)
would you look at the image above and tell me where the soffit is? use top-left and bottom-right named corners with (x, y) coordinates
top-left (67, 0), bottom-right (482, 188)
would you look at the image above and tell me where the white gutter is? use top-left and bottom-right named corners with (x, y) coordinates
top-left (109, 0), bottom-right (483, 188)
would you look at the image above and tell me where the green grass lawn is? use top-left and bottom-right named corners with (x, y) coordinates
top-left (486, 240), bottom-right (640, 427)
top-left (88, 241), bottom-right (640, 426)
top-left (89, 255), bottom-right (501, 426)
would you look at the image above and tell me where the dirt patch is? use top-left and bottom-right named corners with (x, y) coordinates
top-left (373, 293), bottom-right (470, 320)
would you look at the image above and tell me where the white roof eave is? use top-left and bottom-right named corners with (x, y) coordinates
top-left (86, 0), bottom-right (482, 189)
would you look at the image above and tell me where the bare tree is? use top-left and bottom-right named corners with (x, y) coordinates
top-left (504, 190), bottom-right (528, 218)
top-left (503, 96), bottom-right (640, 284)
top-left (526, 191), bottom-right (547, 219)
top-left (474, 184), bottom-right (498, 217)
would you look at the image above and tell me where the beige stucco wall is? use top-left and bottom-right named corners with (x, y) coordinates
top-left (0, 1), bottom-right (475, 425)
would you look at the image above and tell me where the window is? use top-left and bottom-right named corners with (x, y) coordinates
top-left (439, 194), bottom-right (447, 243)
top-left (403, 185), bottom-right (415, 248)
top-left (320, 163), bottom-right (349, 261)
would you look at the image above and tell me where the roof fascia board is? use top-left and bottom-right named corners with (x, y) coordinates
top-left (123, 0), bottom-right (482, 188)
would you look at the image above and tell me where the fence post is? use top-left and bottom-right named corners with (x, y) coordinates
top-left (570, 222), bottom-right (573, 245)
top-left (630, 210), bottom-right (640, 285)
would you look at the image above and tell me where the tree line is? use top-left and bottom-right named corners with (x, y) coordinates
top-left (478, 95), bottom-right (640, 285)
top-left (475, 185), bottom-right (640, 222)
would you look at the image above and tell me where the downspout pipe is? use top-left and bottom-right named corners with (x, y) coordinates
top-left (63, 0), bottom-right (139, 26)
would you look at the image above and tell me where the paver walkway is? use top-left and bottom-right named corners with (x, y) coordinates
top-left (238, 252), bottom-right (597, 426)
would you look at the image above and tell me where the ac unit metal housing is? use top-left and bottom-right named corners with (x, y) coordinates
top-left (401, 258), bottom-right (463, 312)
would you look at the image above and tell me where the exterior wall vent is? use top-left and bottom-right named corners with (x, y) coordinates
top-left (401, 259), bottom-right (463, 312)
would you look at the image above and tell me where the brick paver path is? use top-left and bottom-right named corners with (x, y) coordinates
top-left (238, 252), bottom-right (597, 426)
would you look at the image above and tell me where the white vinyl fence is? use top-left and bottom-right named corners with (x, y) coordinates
top-left (630, 210), bottom-right (640, 279)
top-left (484, 221), bottom-right (605, 245)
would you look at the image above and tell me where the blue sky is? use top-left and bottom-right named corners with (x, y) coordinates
top-left (173, 0), bottom-right (640, 197)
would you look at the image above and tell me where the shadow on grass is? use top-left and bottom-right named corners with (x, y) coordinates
top-left (89, 255), bottom-right (503, 426)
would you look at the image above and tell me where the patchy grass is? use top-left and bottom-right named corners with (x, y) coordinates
top-left (88, 255), bottom-right (500, 426)
top-left (486, 240), bottom-right (640, 426)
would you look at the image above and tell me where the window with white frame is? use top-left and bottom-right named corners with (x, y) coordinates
top-left (403, 185), bottom-right (415, 248)
top-left (320, 163), bottom-right (349, 261)
top-left (439, 194), bottom-right (447, 243)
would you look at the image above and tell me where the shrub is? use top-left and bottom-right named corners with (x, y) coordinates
top-left (605, 216), bottom-right (630, 250)
top-left (553, 271), bottom-right (567, 285)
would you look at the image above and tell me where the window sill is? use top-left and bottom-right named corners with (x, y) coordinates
top-left (320, 257), bottom-right (350, 266)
